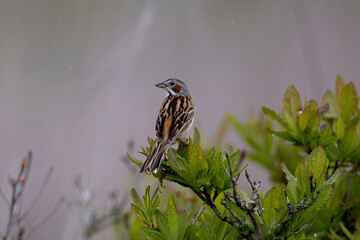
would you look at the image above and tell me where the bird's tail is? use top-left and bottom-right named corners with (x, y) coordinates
top-left (139, 140), bottom-right (166, 173)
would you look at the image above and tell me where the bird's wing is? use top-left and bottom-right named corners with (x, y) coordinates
top-left (155, 95), bottom-right (194, 143)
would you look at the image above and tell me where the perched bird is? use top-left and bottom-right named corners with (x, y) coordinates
top-left (139, 79), bottom-right (195, 173)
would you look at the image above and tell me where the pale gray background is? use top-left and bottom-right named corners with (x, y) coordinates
top-left (0, 0), bottom-right (359, 239)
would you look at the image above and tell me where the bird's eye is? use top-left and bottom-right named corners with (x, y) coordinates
top-left (170, 82), bottom-right (175, 86)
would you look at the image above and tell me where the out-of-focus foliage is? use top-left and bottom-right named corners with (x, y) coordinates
top-left (227, 75), bottom-right (360, 239)
top-left (226, 114), bottom-right (304, 182)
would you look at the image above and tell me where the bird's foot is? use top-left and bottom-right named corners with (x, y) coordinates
top-left (158, 171), bottom-right (167, 188)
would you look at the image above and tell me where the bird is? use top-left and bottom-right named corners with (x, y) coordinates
top-left (139, 79), bottom-right (195, 173)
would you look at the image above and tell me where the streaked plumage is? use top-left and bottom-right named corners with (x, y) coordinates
top-left (139, 79), bottom-right (194, 173)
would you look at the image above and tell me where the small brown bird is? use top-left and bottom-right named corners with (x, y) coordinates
top-left (139, 79), bottom-right (195, 173)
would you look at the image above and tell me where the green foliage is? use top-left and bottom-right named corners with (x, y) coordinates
top-left (130, 186), bottom-right (159, 228)
top-left (130, 187), bottom-right (201, 240)
top-left (262, 75), bottom-right (360, 162)
top-left (127, 76), bottom-right (359, 240)
top-left (129, 130), bottom-right (341, 239)
top-left (258, 75), bottom-right (359, 239)
top-left (227, 113), bottom-right (303, 182)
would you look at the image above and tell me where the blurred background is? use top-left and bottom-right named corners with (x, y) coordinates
top-left (0, 0), bottom-right (359, 239)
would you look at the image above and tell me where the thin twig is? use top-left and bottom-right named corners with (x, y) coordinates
top-left (203, 190), bottom-right (235, 226)
top-left (21, 167), bottom-right (54, 220)
top-left (244, 170), bottom-right (262, 240)
top-left (5, 151), bottom-right (32, 238)
top-left (224, 153), bottom-right (263, 240)
top-left (26, 197), bottom-right (65, 238)
top-left (0, 189), bottom-right (10, 207)
top-left (224, 153), bottom-right (247, 211)
top-left (276, 184), bottom-right (321, 237)
top-left (221, 199), bottom-right (242, 224)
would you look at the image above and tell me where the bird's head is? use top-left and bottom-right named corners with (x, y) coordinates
top-left (156, 78), bottom-right (190, 97)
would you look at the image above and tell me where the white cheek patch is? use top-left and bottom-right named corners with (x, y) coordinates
top-left (165, 88), bottom-right (175, 97)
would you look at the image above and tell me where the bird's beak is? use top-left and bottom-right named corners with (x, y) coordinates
top-left (155, 82), bottom-right (166, 88)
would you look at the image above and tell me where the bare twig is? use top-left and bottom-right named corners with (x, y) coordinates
top-left (221, 199), bottom-right (242, 223)
top-left (244, 170), bottom-right (262, 240)
top-left (224, 153), bottom-right (247, 211)
top-left (0, 189), bottom-right (10, 207)
top-left (5, 151), bottom-right (32, 239)
top-left (2, 152), bottom-right (59, 240)
top-left (275, 182), bottom-right (321, 236)
top-left (26, 197), bottom-right (65, 238)
top-left (203, 190), bottom-right (235, 226)
top-left (21, 167), bottom-right (54, 220)
top-left (224, 153), bottom-right (263, 240)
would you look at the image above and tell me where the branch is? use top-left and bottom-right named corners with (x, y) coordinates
top-left (0, 189), bottom-right (10, 207)
top-left (244, 170), bottom-right (263, 240)
top-left (203, 190), bottom-right (235, 226)
top-left (224, 153), bottom-right (247, 211)
top-left (21, 167), bottom-right (54, 220)
top-left (161, 167), bottom-right (243, 231)
top-left (275, 184), bottom-right (321, 236)
top-left (26, 197), bottom-right (65, 238)
top-left (5, 151), bottom-right (32, 239)
top-left (224, 153), bottom-right (263, 240)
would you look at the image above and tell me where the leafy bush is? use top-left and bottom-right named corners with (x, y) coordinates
top-left (128, 75), bottom-right (359, 239)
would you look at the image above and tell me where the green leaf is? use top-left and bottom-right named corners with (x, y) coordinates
top-left (287, 230), bottom-right (305, 240)
top-left (340, 127), bottom-right (357, 156)
top-left (267, 129), bottom-right (297, 143)
top-left (167, 194), bottom-right (179, 240)
top-left (184, 224), bottom-right (201, 240)
top-left (127, 153), bottom-right (143, 168)
top-left (129, 218), bottom-right (143, 240)
top-left (130, 188), bottom-right (144, 210)
top-left (340, 222), bottom-right (354, 240)
top-left (319, 126), bottom-right (336, 147)
top-left (295, 163), bottom-right (310, 199)
top-left (323, 168), bottom-right (342, 187)
top-left (322, 90), bottom-right (340, 118)
top-left (142, 228), bottom-right (166, 240)
top-left (144, 186), bottom-right (151, 211)
top-left (224, 198), bottom-right (249, 221)
top-left (305, 100), bottom-right (320, 134)
top-left (193, 127), bottom-right (201, 143)
top-left (262, 107), bottom-right (289, 130)
top-left (335, 116), bottom-right (345, 140)
top-left (326, 172), bottom-right (348, 218)
top-left (263, 184), bottom-right (287, 231)
top-left (298, 111), bottom-right (308, 132)
top-left (131, 203), bottom-right (146, 223)
top-left (335, 74), bottom-right (345, 101)
top-left (339, 82), bottom-right (358, 124)
top-left (178, 212), bottom-right (189, 240)
top-left (156, 210), bottom-right (170, 238)
top-left (281, 162), bottom-right (299, 202)
top-left (284, 85), bottom-right (302, 121)
top-left (188, 139), bottom-right (208, 178)
top-left (167, 148), bottom-right (190, 172)
top-left (223, 228), bottom-right (241, 240)
top-left (306, 147), bottom-right (328, 191)
top-left (184, 223), bottom-right (201, 240)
